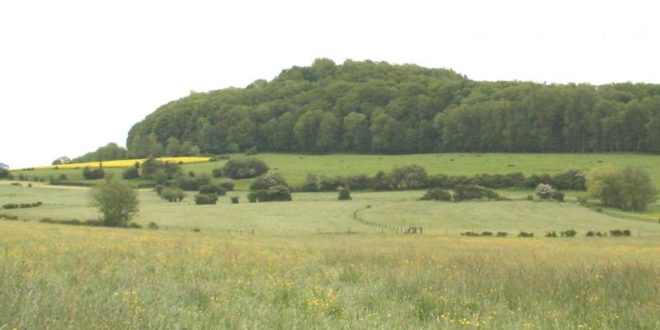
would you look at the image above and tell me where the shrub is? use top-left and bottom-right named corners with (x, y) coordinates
top-left (552, 169), bottom-right (586, 190)
top-left (518, 232), bottom-right (534, 238)
top-left (535, 183), bottom-right (556, 200)
top-left (147, 222), bottom-right (159, 230)
top-left (176, 174), bottom-right (211, 191)
top-left (230, 196), bottom-right (239, 204)
top-left (588, 166), bottom-right (658, 211)
top-left (337, 187), bottom-right (352, 200)
top-left (319, 176), bottom-right (343, 192)
top-left (609, 229), bottom-right (632, 237)
top-left (545, 231), bottom-right (558, 238)
top-left (481, 231), bottom-right (493, 236)
top-left (453, 185), bottom-right (500, 201)
top-left (212, 167), bottom-right (224, 178)
top-left (2, 203), bottom-right (19, 210)
top-left (389, 165), bottom-right (428, 190)
top-left (154, 185), bottom-right (165, 195)
top-left (370, 171), bottom-right (393, 191)
top-left (195, 193), bottom-right (218, 205)
top-left (221, 157), bottom-right (268, 179)
top-left (89, 179), bottom-right (139, 227)
top-left (344, 174), bottom-right (369, 190)
top-left (82, 167), bottom-right (105, 180)
top-left (218, 179), bottom-right (235, 191)
top-left (301, 173), bottom-right (319, 192)
top-left (199, 184), bottom-right (226, 196)
top-left (160, 187), bottom-right (185, 202)
top-left (496, 232), bottom-right (508, 237)
top-left (560, 229), bottom-right (577, 237)
top-left (427, 174), bottom-right (450, 189)
top-left (141, 157), bottom-right (182, 183)
top-left (551, 191), bottom-right (564, 202)
top-left (421, 188), bottom-right (452, 201)
top-left (122, 167), bottom-right (140, 180)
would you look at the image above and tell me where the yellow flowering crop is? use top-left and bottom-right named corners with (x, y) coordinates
top-left (43, 156), bottom-right (211, 169)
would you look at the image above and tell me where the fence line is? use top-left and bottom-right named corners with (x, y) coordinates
top-left (597, 208), bottom-right (660, 225)
top-left (352, 205), bottom-right (418, 233)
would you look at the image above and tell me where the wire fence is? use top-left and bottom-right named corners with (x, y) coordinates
top-left (352, 205), bottom-right (422, 234)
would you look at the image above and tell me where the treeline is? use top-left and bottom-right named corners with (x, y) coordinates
top-left (297, 165), bottom-right (586, 192)
top-left (125, 59), bottom-right (660, 156)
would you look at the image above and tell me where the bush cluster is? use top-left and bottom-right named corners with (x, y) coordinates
top-left (82, 167), bottom-right (105, 180)
top-left (337, 187), bottom-right (352, 200)
top-left (420, 188), bottom-right (452, 201)
top-left (248, 173), bottom-right (292, 202)
top-left (141, 157), bottom-right (182, 184)
top-left (299, 167), bottom-right (586, 192)
top-left (160, 187), bottom-right (185, 202)
top-left (2, 201), bottom-right (42, 210)
top-left (219, 157), bottom-right (268, 179)
top-left (195, 193), bottom-right (218, 205)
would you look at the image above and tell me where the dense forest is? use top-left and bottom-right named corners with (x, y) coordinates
top-left (125, 59), bottom-right (660, 157)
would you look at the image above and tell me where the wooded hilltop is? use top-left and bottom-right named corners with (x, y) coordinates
top-left (124, 59), bottom-right (660, 157)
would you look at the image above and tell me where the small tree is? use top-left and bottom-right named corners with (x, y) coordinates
top-left (89, 180), bottom-right (139, 227)
top-left (337, 186), bottom-right (352, 200)
top-left (248, 173), bottom-right (292, 202)
top-left (420, 188), bottom-right (452, 201)
top-left (160, 187), bottom-right (185, 202)
top-left (535, 183), bottom-right (556, 200)
top-left (221, 157), bottom-right (268, 179)
top-left (588, 166), bottom-right (657, 211)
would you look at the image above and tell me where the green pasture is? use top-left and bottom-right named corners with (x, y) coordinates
top-left (2, 183), bottom-right (658, 236)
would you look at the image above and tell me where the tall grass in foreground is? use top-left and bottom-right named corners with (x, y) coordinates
top-left (1, 222), bottom-right (658, 329)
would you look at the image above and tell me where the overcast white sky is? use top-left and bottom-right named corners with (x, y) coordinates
top-left (1, 0), bottom-right (659, 168)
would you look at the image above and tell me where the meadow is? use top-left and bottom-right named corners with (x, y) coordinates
top-left (2, 153), bottom-right (660, 329)
top-left (9, 152), bottom-right (660, 188)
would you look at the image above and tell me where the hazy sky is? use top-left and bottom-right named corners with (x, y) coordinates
top-left (1, 0), bottom-right (659, 168)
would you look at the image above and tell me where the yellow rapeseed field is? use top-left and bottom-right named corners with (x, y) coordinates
top-left (43, 157), bottom-right (211, 169)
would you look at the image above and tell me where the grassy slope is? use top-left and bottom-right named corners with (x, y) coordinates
top-left (9, 153), bottom-right (660, 189)
top-left (2, 183), bottom-right (658, 236)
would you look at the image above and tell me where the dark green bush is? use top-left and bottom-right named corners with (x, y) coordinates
top-left (122, 167), bottom-right (140, 180)
top-left (300, 173), bottom-right (319, 192)
top-left (560, 229), bottom-right (577, 237)
top-left (389, 165), bottom-right (428, 190)
top-left (230, 196), bottom-right (239, 204)
top-left (195, 193), bottom-right (218, 205)
top-left (453, 185), bottom-right (500, 201)
top-left (420, 188), bottom-right (452, 201)
top-left (218, 179), bottom-right (235, 191)
top-left (337, 187), bottom-right (352, 200)
top-left (221, 157), bottom-right (268, 179)
top-left (518, 232), bottom-right (534, 238)
top-left (160, 187), bottom-right (185, 202)
top-left (82, 167), bottom-right (105, 180)
top-left (211, 168), bottom-right (223, 178)
top-left (319, 176), bottom-right (343, 191)
top-left (199, 184), bottom-right (226, 196)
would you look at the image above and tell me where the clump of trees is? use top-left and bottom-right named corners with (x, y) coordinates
top-left (89, 179), bottom-right (139, 227)
top-left (140, 157), bottom-right (182, 184)
top-left (160, 187), bottom-right (185, 202)
top-left (247, 173), bottom-right (292, 202)
top-left (452, 185), bottom-right (501, 201)
top-left (534, 184), bottom-right (564, 201)
top-left (126, 59), bottom-right (660, 157)
top-left (219, 157), bottom-right (268, 179)
top-left (587, 166), bottom-right (658, 211)
top-left (420, 188), bottom-right (452, 201)
top-left (82, 167), bottom-right (105, 180)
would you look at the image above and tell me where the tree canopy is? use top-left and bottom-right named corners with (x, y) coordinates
top-left (126, 59), bottom-right (660, 155)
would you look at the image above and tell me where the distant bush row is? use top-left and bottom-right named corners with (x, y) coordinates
top-left (298, 166), bottom-right (585, 192)
top-left (461, 229), bottom-right (631, 238)
top-left (2, 201), bottom-right (42, 210)
top-left (421, 186), bottom-right (503, 202)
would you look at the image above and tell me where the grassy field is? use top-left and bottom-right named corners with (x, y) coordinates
top-left (2, 183), bottom-right (658, 236)
top-left (1, 221), bottom-right (658, 329)
top-left (9, 152), bottom-right (660, 189)
top-left (2, 153), bottom-right (660, 328)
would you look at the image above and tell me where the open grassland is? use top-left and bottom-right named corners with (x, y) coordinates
top-left (181, 153), bottom-right (660, 188)
top-left (9, 153), bottom-right (660, 189)
top-left (1, 221), bottom-right (658, 329)
top-left (1, 183), bottom-right (659, 236)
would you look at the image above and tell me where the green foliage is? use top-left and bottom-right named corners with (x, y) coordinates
top-left (300, 173), bottom-right (319, 192)
top-left (126, 60), bottom-right (660, 156)
top-left (218, 179), bottom-right (235, 191)
top-left (453, 185), bottom-right (501, 201)
top-left (535, 184), bottom-right (556, 200)
top-left (337, 187), bottom-right (351, 201)
top-left (221, 157), bottom-right (269, 179)
top-left (199, 184), bottom-right (226, 196)
top-left (82, 167), bottom-right (105, 180)
top-left (175, 174), bottom-right (211, 191)
top-left (88, 179), bottom-right (139, 227)
top-left (0, 168), bottom-right (8, 179)
top-left (194, 193), bottom-right (218, 205)
top-left (140, 157), bottom-right (182, 183)
top-left (588, 166), bottom-right (658, 211)
top-left (248, 173), bottom-right (292, 202)
top-left (388, 165), bottom-right (428, 190)
top-left (420, 188), bottom-right (452, 201)
top-left (160, 187), bottom-right (185, 202)
top-left (122, 167), bottom-right (140, 180)
top-left (72, 143), bottom-right (127, 163)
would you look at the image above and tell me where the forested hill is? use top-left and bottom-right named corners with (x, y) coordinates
top-left (126, 59), bottom-right (660, 157)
